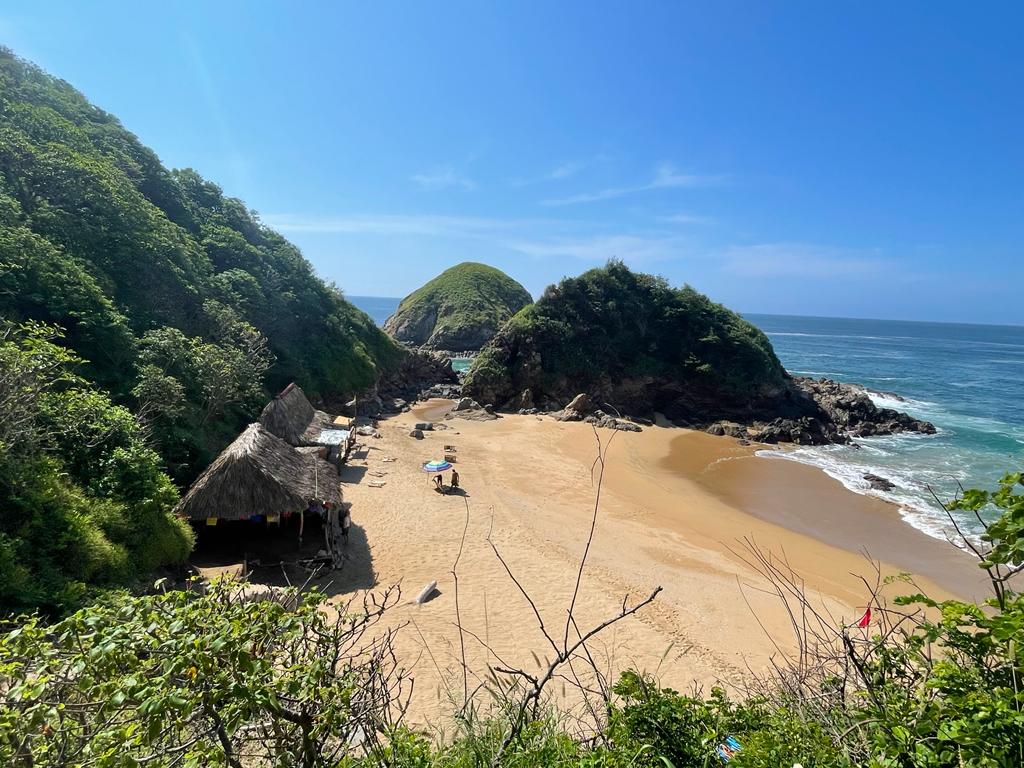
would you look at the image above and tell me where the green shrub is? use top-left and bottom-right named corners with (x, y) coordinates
top-left (0, 324), bottom-right (192, 616)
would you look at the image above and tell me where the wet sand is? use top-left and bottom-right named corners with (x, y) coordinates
top-left (678, 438), bottom-right (988, 601)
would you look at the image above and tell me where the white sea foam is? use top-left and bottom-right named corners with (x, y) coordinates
top-left (768, 332), bottom-right (925, 343)
top-left (865, 391), bottom-right (936, 412)
top-left (756, 445), bottom-right (962, 541)
top-left (751, 314), bottom-right (1024, 548)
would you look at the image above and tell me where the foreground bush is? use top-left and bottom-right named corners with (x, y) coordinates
top-left (0, 580), bottom-right (408, 767)
top-left (3, 477), bottom-right (1024, 767)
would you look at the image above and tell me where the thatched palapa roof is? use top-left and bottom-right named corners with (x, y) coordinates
top-left (176, 423), bottom-right (341, 521)
top-left (258, 383), bottom-right (335, 446)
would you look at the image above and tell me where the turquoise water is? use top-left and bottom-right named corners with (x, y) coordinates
top-left (451, 359), bottom-right (472, 373)
top-left (350, 295), bottom-right (1023, 538)
top-left (745, 314), bottom-right (1024, 539)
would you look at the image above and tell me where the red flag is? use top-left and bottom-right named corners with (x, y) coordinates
top-left (857, 606), bottom-right (872, 628)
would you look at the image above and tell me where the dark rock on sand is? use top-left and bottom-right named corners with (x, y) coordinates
top-left (446, 397), bottom-right (499, 422)
top-left (796, 378), bottom-right (935, 439)
top-left (556, 393), bottom-right (595, 422)
top-left (584, 410), bottom-right (642, 432)
top-left (422, 382), bottom-right (462, 400)
top-left (694, 379), bottom-right (935, 446)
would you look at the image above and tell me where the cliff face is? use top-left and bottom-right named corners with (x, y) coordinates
top-left (463, 261), bottom-right (935, 445)
top-left (383, 262), bottom-right (532, 351)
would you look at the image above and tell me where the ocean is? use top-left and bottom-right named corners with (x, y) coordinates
top-left (350, 295), bottom-right (1024, 539)
top-left (348, 295), bottom-right (401, 326)
top-left (745, 314), bottom-right (1024, 540)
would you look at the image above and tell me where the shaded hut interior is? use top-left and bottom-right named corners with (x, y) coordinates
top-left (178, 422), bottom-right (343, 568)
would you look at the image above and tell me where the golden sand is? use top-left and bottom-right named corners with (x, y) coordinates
top-left (328, 401), bottom-right (986, 723)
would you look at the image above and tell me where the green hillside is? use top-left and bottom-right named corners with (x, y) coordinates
top-left (0, 48), bottom-right (401, 473)
top-left (0, 48), bottom-right (401, 613)
top-left (383, 262), bottom-right (532, 351)
top-left (464, 260), bottom-right (788, 414)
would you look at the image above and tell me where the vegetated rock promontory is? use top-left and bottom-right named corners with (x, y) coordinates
top-left (463, 261), bottom-right (935, 445)
top-left (383, 262), bottom-right (533, 352)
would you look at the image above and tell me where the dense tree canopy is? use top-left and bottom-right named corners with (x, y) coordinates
top-left (0, 47), bottom-right (402, 482)
top-left (0, 48), bottom-right (402, 611)
top-left (0, 323), bottom-right (192, 615)
top-left (464, 260), bottom-right (788, 414)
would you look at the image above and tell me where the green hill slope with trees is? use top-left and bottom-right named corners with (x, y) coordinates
top-left (0, 48), bottom-right (401, 613)
top-left (383, 262), bottom-right (532, 351)
top-left (464, 260), bottom-right (788, 415)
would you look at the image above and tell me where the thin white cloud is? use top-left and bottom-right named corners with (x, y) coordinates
top-left (262, 212), bottom-right (690, 264)
top-left (263, 213), bottom-right (897, 285)
top-left (660, 211), bottom-right (715, 226)
top-left (509, 159), bottom-right (592, 187)
top-left (501, 234), bottom-right (690, 262)
top-left (548, 161), bottom-right (585, 179)
top-left (541, 163), bottom-right (726, 206)
top-left (261, 213), bottom-right (503, 237)
top-left (718, 243), bottom-right (889, 279)
top-left (411, 168), bottom-right (476, 191)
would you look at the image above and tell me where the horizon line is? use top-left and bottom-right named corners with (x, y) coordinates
top-left (345, 294), bottom-right (1024, 331)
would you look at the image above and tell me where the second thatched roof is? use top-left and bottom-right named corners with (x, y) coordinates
top-left (175, 423), bottom-right (341, 521)
top-left (259, 383), bottom-right (335, 446)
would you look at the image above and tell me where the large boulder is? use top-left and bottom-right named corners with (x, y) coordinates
top-left (459, 262), bottom-right (936, 447)
top-left (557, 393), bottom-right (594, 422)
top-left (464, 261), bottom-right (788, 420)
top-left (864, 473), bottom-right (897, 492)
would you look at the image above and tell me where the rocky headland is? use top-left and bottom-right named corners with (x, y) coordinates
top-left (462, 261), bottom-right (935, 446)
top-left (383, 262), bottom-right (532, 351)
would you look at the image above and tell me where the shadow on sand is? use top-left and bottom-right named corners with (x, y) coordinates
top-left (339, 464), bottom-right (369, 484)
top-left (189, 518), bottom-right (376, 596)
top-left (433, 486), bottom-right (470, 498)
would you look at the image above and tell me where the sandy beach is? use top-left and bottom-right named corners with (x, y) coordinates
top-left (328, 401), bottom-right (988, 724)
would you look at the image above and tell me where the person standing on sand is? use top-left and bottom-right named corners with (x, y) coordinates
top-left (451, 470), bottom-right (460, 490)
top-left (434, 474), bottom-right (444, 491)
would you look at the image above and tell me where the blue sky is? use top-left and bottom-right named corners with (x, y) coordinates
top-left (3, 2), bottom-right (1023, 323)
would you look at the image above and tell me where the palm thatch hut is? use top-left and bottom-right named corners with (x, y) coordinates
top-left (176, 423), bottom-right (341, 522)
top-left (258, 383), bottom-right (337, 447)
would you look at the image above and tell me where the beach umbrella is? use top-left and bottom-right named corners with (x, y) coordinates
top-left (422, 460), bottom-right (453, 473)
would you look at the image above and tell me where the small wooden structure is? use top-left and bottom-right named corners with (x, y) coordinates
top-left (259, 382), bottom-right (355, 463)
top-left (259, 383), bottom-right (335, 447)
top-left (175, 423), bottom-right (341, 524)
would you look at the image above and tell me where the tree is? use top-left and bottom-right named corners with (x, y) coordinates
top-left (0, 582), bottom-right (408, 767)
top-left (0, 321), bottom-right (191, 616)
